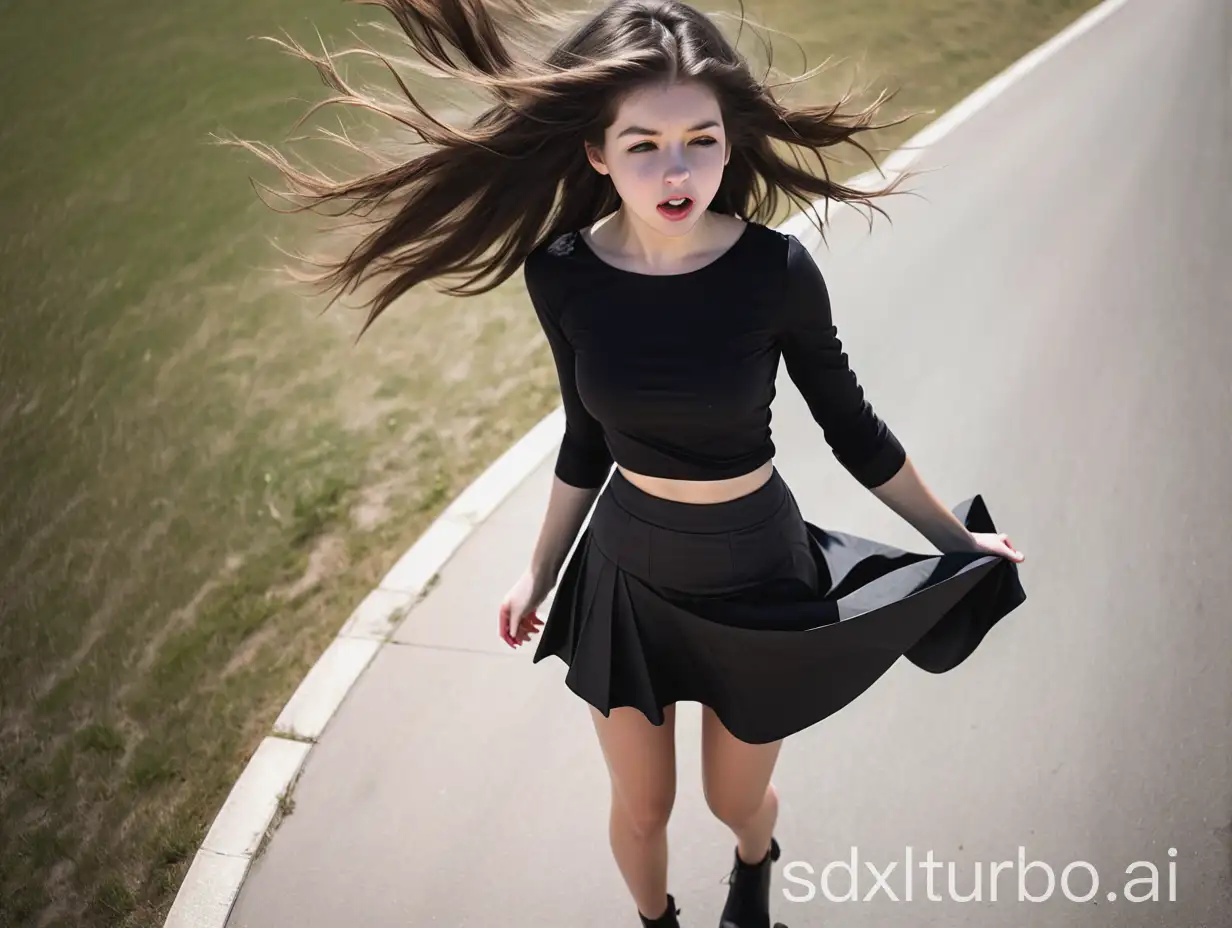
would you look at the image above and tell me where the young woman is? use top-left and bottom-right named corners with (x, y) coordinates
top-left (235, 0), bottom-right (1027, 925)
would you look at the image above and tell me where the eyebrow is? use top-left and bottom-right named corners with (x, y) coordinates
top-left (616, 120), bottom-right (720, 138)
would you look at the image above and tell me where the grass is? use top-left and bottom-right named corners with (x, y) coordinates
top-left (0, 0), bottom-right (1101, 925)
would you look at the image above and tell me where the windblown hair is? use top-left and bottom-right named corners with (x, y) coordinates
top-left (224, 0), bottom-right (919, 336)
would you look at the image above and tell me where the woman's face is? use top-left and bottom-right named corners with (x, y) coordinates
top-left (586, 80), bottom-right (730, 235)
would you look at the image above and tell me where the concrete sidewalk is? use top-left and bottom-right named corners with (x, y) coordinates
top-left (224, 0), bottom-right (1232, 924)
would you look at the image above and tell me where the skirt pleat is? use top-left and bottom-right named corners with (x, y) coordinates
top-left (532, 469), bottom-right (1026, 745)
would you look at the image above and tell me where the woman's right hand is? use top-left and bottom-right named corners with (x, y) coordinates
top-left (498, 567), bottom-right (550, 649)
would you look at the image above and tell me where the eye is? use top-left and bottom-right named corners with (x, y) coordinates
top-left (692, 136), bottom-right (718, 146)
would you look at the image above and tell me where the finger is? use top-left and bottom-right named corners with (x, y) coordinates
top-left (504, 613), bottom-right (522, 647)
top-left (498, 604), bottom-right (512, 646)
top-left (509, 611), bottom-right (544, 647)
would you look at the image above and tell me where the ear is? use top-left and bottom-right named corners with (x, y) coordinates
top-left (584, 141), bottom-right (610, 176)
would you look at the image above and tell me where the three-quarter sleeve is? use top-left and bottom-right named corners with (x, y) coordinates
top-left (777, 234), bottom-right (906, 489)
top-left (524, 251), bottom-right (614, 489)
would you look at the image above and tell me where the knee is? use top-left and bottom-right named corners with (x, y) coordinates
top-left (616, 792), bottom-right (675, 839)
top-left (704, 781), bottom-right (773, 830)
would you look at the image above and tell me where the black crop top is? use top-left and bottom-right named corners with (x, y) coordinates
top-left (523, 219), bottom-right (906, 491)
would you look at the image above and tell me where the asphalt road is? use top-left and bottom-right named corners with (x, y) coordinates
top-left (227, 0), bottom-right (1232, 924)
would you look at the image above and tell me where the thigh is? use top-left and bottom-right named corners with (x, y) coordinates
top-left (590, 704), bottom-right (677, 817)
top-left (700, 706), bottom-right (782, 818)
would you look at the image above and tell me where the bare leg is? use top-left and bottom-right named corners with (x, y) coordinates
top-left (700, 706), bottom-right (783, 864)
top-left (589, 704), bottom-right (678, 920)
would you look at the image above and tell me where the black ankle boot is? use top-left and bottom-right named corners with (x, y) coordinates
top-left (719, 837), bottom-right (787, 928)
top-left (639, 893), bottom-right (682, 927)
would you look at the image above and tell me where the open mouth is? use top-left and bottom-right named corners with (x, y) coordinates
top-left (657, 196), bottom-right (693, 219)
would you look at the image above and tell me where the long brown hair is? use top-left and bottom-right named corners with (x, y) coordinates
top-left (221, 0), bottom-right (918, 336)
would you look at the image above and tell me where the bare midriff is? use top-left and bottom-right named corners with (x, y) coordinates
top-left (615, 459), bottom-right (774, 504)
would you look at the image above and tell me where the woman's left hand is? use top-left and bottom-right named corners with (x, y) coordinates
top-left (966, 532), bottom-right (1025, 562)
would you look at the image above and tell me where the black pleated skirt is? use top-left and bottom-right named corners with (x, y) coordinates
top-left (531, 466), bottom-right (1026, 745)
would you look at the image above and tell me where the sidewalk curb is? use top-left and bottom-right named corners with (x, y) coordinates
top-left (163, 2), bottom-right (1129, 923)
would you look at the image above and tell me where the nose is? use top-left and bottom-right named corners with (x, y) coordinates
top-left (664, 152), bottom-right (689, 186)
